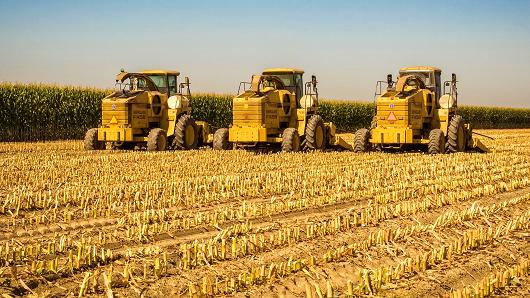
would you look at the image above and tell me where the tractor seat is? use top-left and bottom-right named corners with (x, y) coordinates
top-left (300, 95), bottom-right (317, 108)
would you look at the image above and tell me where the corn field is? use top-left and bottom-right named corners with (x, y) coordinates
top-left (0, 83), bottom-right (108, 141)
top-left (2, 82), bottom-right (530, 141)
top-left (0, 129), bottom-right (528, 297)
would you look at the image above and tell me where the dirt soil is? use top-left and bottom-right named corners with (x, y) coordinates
top-left (0, 129), bottom-right (529, 297)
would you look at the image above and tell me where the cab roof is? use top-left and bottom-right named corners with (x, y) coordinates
top-left (141, 69), bottom-right (180, 76)
top-left (262, 68), bottom-right (304, 74)
top-left (400, 66), bottom-right (441, 73)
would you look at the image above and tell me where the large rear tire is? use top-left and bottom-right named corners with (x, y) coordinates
top-left (213, 128), bottom-right (230, 150)
top-left (354, 128), bottom-right (371, 153)
top-left (428, 129), bottom-right (445, 154)
top-left (281, 128), bottom-right (300, 152)
top-left (146, 128), bottom-right (167, 151)
top-left (305, 115), bottom-right (326, 150)
top-left (173, 114), bottom-right (199, 150)
top-left (84, 128), bottom-right (105, 150)
top-left (446, 115), bottom-right (465, 153)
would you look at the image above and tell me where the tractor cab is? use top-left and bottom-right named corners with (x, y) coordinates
top-left (262, 68), bottom-right (305, 106)
top-left (398, 66), bottom-right (442, 102)
top-left (139, 70), bottom-right (186, 97)
top-left (249, 75), bottom-right (287, 94)
top-left (116, 69), bottom-right (190, 98)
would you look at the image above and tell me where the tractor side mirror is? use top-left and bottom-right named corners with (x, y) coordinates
top-left (452, 73), bottom-right (457, 83)
top-left (184, 76), bottom-right (190, 85)
top-left (311, 75), bottom-right (317, 86)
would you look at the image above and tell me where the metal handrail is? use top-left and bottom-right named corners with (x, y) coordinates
top-left (237, 82), bottom-right (251, 95)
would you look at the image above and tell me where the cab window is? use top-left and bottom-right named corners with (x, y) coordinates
top-left (294, 74), bottom-right (303, 101)
top-left (435, 73), bottom-right (441, 101)
top-left (168, 75), bottom-right (177, 96)
top-left (273, 74), bottom-right (294, 87)
top-left (267, 73), bottom-right (304, 105)
top-left (148, 75), bottom-right (168, 95)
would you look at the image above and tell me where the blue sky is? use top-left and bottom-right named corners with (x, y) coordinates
top-left (1, 0), bottom-right (529, 107)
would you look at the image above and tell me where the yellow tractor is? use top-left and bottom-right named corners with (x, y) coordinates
top-left (213, 68), bottom-right (352, 152)
top-left (84, 69), bottom-right (210, 151)
top-left (354, 66), bottom-right (488, 154)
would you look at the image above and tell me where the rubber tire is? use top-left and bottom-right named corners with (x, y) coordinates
top-left (213, 128), bottom-right (230, 150)
top-left (172, 114), bottom-right (199, 150)
top-left (428, 129), bottom-right (445, 154)
top-left (354, 128), bottom-right (371, 153)
top-left (84, 128), bottom-right (105, 150)
top-left (446, 115), bottom-right (466, 153)
top-left (146, 128), bottom-right (167, 151)
top-left (281, 128), bottom-right (301, 152)
top-left (305, 115), bottom-right (326, 150)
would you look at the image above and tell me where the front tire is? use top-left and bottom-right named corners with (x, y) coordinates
top-left (146, 128), bottom-right (167, 151)
top-left (84, 128), bottom-right (105, 150)
top-left (281, 128), bottom-right (301, 152)
top-left (446, 115), bottom-right (465, 153)
top-left (173, 114), bottom-right (199, 150)
top-left (213, 128), bottom-right (230, 150)
top-left (428, 129), bottom-right (445, 154)
top-left (305, 115), bottom-right (326, 150)
top-left (354, 128), bottom-right (371, 153)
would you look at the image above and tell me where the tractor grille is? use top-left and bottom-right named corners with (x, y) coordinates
top-left (102, 102), bottom-right (129, 126)
top-left (376, 101), bottom-right (408, 127)
top-left (233, 100), bottom-right (263, 126)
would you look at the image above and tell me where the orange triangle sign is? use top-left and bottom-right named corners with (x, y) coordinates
top-left (387, 111), bottom-right (397, 121)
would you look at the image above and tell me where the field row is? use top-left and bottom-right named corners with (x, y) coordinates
top-left (0, 129), bottom-right (529, 297)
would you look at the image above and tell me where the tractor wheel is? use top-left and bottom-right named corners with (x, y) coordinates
top-left (213, 128), bottom-right (230, 150)
top-left (305, 115), bottom-right (326, 150)
top-left (281, 128), bottom-right (301, 152)
top-left (84, 128), bottom-right (105, 150)
top-left (446, 115), bottom-right (466, 153)
top-left (428, 129), bottom-right (445, 154)
top-left (173, 115), bottom-right (199, 150)
top-left (146, 128), bottom-right (167, 151)
top-left (370, 116), bottom-right (378, 130)
top-left (354, 128), bottom-right (371, 153)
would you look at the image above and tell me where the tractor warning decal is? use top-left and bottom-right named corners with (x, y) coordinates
top-left (388, 111), bottom-right (397, 121)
